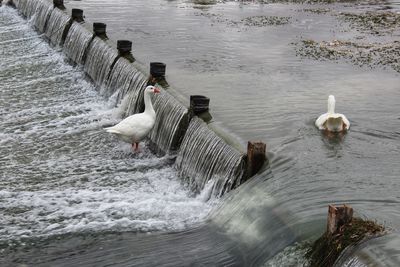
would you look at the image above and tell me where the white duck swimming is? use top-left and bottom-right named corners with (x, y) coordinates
top-left (315, 95), bottom-right (350, 132)
top-left (105, 85), bottom-right (160, 151)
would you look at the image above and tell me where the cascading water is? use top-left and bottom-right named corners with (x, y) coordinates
top-left (175, 117), bottom-right (245, 197)
top-left (15, 0), bottom-right (26, 11)
top-left (63, 21), bottom-right (94, 65)
top-left (148, 90), bottom-right (189, 154)
top-left (0, 5), bottom-right (214, 265)
top-left (84, 37), bottom-right (119, 88)
top-left (104, 57), bottom-right (146, 107)
top-left (44, 7), bottom-right (71, 46)
top-left (32, 0), bottom-right (52, 33)
top-left (18, 0), bottom-right (39, 18)
top-left (122, 72), bottom-right (148, 115)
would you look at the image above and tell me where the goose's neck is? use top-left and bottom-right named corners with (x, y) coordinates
top-left (143, 91), bottom-right (155, 117)
top-left (327, 95), bottom-right (335, 114)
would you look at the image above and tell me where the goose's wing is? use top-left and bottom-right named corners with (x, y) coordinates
top-left (337, 113), bottom-right (350, 130)
top-left (315, 113), bottom-right (329, 129)
top-left (106, 113), bottom-right (154, 139)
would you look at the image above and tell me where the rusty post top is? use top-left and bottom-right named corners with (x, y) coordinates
top-left (246, 141), bottom-right (267, 178)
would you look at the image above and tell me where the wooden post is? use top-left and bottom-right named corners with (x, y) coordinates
top-left (327, 204), bottom-right (353, 235)
top-left (246, 141), bottom-right (266, 178)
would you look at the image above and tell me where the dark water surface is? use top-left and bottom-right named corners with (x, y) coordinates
top-left (1, 0), bottom-right (400, 266)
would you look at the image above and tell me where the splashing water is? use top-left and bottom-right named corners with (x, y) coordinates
top-left (176, 117), bottom-right (245, 197)
top-left (0, 4), bottom-right (214, 248)
top-left (44, 7), bottom-right (70, 46)
top-left (84, 37), bottom-right (119, 88)
top-left (63, 21), bottom-right (93, 65)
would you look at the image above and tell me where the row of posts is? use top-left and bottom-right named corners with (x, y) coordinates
top-left (53, 0), bottom-right (267, 179)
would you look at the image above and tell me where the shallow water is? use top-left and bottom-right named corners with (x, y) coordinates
top-left (0, 5), bottom-right (212, 248)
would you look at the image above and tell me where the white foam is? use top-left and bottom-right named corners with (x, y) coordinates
top-left (0, 4), bottom-right (215, 244)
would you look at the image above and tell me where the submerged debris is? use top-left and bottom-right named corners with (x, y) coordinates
top-left (241, 16), bottom-right (291, 26)
top-left (302, 8), bottom-right (331, 14)
top-left (199, 12), bottom-right (291, 28)
top-left (295, 39), bottom-right (400, 73)
top-left (338, 11), bottom-right (400, 35)
top-left (192, 0), bottom-right (217, 5)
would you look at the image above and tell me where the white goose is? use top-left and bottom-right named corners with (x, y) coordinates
top-left (315, 95), bottom-right (350, 132)
top-left (105, 85), bottom-right (160, 151)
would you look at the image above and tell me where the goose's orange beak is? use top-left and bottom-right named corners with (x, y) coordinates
top-left (154, 87), bottom-right (160, 94)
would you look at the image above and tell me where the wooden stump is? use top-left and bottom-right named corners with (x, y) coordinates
top-left (327, 204), bottom-right (353, 236)
top-left (246, 141), bottom-right (266, 178)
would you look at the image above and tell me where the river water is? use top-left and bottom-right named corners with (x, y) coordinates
top-left (0, 3), bottom-right (212, 256)
top-left (1, 0), bottom-right (400, 266)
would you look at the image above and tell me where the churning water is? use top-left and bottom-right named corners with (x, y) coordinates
top-left (0, 5), bottom-right (213, 253)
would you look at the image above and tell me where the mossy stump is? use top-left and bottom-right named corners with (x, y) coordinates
top-left (306, 205), bottom-right (385, 267)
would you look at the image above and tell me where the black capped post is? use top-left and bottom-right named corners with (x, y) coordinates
top-left (189, 95), bottom-right (212, 122)
top-left (190, 95), bottom-right (210, 115)
top-left (71, 9), bottom-right (84, 23)
top-left (246, 141), bottom-right (267, 178)
top-left (148, 62), bottom-right (168, 87)
top-left (93, 22), bottom-right (108, 40)
top-left (53, 0), bottom-right (65, 10)
top-left (117, 40), bottom-right (135, 62)
top-left (150, 62), bottom-right (166, 78)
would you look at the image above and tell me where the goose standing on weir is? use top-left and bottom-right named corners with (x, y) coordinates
top-left (315, 95), bottom-right (350, 132)
top-left (105, 85), bottom-right (160, 151)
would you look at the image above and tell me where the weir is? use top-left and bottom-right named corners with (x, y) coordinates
top-left (148, 91), bottom-right (189, 154)
top-left (105, 57), bottom-right (147, 104)
top-left (32, 0), bottom-right (52, 32)
top-left (11, 0), bottom-right (259, 199)
top-left (63, 21), bottom-right (94, 65)
top-left (6, 1), bottom-right (399, 266)
top-left (44, 7), bottom-right (70, 46)
top-left (176, 117), bottom-right (245, 197)
top-left (84, 37), bottom-right (119, 88)
top-left (17, 0), bottom-right (39, 18)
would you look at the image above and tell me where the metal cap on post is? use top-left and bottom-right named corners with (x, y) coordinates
top-left (117, 40), bottom-right (132, 54)
top-left (190, 95), bottom-right (210, 115)
top-left (117, 40), bottom-right (135, 62)
top-left (189, 95), bottom-right (212, 122)
top-left (150, 62), bottom-right (166, 78)
top-left (246, 141), bottom-right (267, 178)
top-left (93, 22), bottom-right (107, 39)
top-left (71, 9), bottom-right (84, 23)
top-left (53, 0), bottom-right (65, 10)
